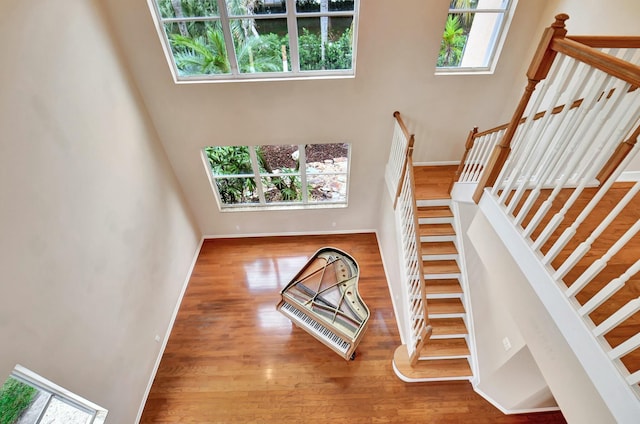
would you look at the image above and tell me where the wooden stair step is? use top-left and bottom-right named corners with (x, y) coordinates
top-left (424, 260), bottom-right (460, 275)
top-left (420, 338), bottom-right (470, 357)
top-left (416, 206), bottom-right (453, 219)
top-left (394, 346), bottom-right (472, 380)
top-left (428, 298), bottom-right (465, 315)
top-left (419, 223), bottom-right (455, 237)
top-left (430, 317), bottom-right (468, 337)
top-left (422, 241), bottom-right (457, 255)
top-left (425, 278), bottom-right (462, 295)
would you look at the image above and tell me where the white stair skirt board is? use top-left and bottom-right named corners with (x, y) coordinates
top-left (451, 182), bottom-right (478, 203)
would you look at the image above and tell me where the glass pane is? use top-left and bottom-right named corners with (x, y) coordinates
top-left (215, 177), bottom-right (260, 204)
top-left (307, 174), bottom-right (347, 202)
top-left (40, 396), bottom-right (93, 424)
top-left (156, 0), bottom-right (219, 18)
top-left (296, 0), bottom-right (355, 13)
top-left (257, 145), bottom-right (299, 174)
top-left (305, 143), bottom-right (349, 166)
top-left (437, 13), bottom-right (471, 67)
top-left (262, 175), bottom-right (302, 203)
top-left (204, 146), bottom-right (252, 176)
top-left (450, 0), bottom-right (510, 11)
top-left (297, 17), bottom-right (353, 71)
top-left (165, 21), bottom-right (232, 76)
top-left (438, 11), bottom-right (504, 68)
top-left (230, 19), bottom-right (290, 73)
top-left (227, 0), bottom-right (286, 15)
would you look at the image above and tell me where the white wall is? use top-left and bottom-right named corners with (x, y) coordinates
top-left (458, 203), bottom-right (557, 412)
top-left (466, 207), bottom-right (616, 423)
top-left (0, 1), bottom-right (200, 423)
top-left (100, 0), bottom-right (550, 237)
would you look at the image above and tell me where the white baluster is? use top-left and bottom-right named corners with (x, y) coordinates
top-left (609, 333), bottom-right (640, 361)
top-left (461, 133), bottom-right (484, 182)
top-left (527, 78), bottom-right (635, 245)
top-left (594, 297), bottom-right (640, 337)
top-left (554, 179), bottom-right (640, 277)
top-left (547, 178), bottom-right (640, 268)
top-left (627, 370), bottom-right (640, 387)
top-left (579, 259), bottom-right (640, 316)
top-left (565, 219), bottom-right (640, 297)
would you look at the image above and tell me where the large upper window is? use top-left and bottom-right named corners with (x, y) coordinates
top-left (149, 0), bottom-right (358, 82)
top-left (203, 143), bottom-right (349, 210)
top-left (436, 0), bottom-right (516, 73)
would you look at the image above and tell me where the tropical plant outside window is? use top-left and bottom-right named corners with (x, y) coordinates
top-left (203, 143), bottom-right (349, 209)
top-left (436, 0), bottom-right (515, 72)
top-left (149, 0), bottom-right (358, 81)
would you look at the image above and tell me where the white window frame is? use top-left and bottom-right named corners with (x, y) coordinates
top-left (147, 0), bottom-right (359, 83)
top-left (4, 365), bottom-right (108, 424)
top-left (436, 0), bottom-right (518, 75)
top-left (202, 143), bottom-right (350, 211)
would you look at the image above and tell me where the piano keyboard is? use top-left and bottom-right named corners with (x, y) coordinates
top-left (280, 301), bottom-right (350, 355)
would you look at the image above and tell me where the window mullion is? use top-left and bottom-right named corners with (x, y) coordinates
top-left (217, 0), bottom-right (240, 75)
top-left (299, 144), bottom-right (308, 204)
top-left (286, 0), bottom-right (300, 73)
top-left (249, 146), bottom-right (266, 204)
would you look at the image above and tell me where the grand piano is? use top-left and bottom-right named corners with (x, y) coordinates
top-left (277, 247), bottom-right (370, 360)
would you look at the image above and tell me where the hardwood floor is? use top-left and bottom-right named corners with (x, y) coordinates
top-left (140, 233), bottom-right (565, 423)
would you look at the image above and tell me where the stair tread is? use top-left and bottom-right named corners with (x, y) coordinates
top-left (430, 317), bottom-right (468, 336)
top-left (421, 338), bottom-right (470, 357)
top-left (422, 241), bottom-right (458, 255)
top-left (425, 278), bottom-right (462, 294)
top-left (419, 223), bottom-right (455, 237)
top-left (394, 346), bottom-right (472, 379)
top-left (428, 298), bottom-right (465, 314)
top-left (424, 260), bottom-right (460, 274)
top-left (416, 206), bottom-right (453, 219)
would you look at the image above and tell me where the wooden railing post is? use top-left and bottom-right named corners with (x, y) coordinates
top-left (472, 14), bottom-right (570, 203)
top-left (392, 111), bottom-right (415, 209)
top-left (596, 124), bottom-right (640, 183)
top-left (449, 127), bottom-right (478, 193)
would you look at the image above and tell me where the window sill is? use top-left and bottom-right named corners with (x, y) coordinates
top-left (219, 203), bottom-right (348, 212)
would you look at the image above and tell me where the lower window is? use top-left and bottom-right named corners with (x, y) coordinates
top-left (0, 365), bottom-right (107, 424)
top-left (203, 143), bottom-right (350, 210)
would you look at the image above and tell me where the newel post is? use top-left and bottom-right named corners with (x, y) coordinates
top-left (472, 14), bottom-right (570, 203)
top-left (449, 127), bottom-right (478, 194)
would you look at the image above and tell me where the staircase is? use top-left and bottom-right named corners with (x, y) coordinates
top-left (393, 166), bottom-right (473, 381)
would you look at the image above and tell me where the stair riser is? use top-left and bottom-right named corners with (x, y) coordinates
top-left (421, 235), bottom-right (455, 243)
top-left (419, 217), bottom-right (454, 225)
top-left (416, 199), bottom-right (452, 208)
top-left (423, 253), bottom-right (458, 261)
top-left (424, 273), bottom-right (461, 280)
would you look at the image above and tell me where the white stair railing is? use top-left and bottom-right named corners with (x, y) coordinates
top-left (385, 111), bottom-right (414, 209)
top-left (474, 16), bottom-right (640, 404)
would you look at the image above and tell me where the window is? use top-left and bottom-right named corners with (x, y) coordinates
top-left (202, 143), bottom-right (350, 209)
top-left (148, 0), bottom-right (359, 82)
top-left (436, 0), bottom-right (516, 73)
top-left (0, 365), bottom-right (107, 424)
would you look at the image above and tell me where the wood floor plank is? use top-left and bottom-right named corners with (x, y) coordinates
top-left (140, 233), bottom-right (565, 423)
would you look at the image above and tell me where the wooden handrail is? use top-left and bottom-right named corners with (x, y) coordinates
top-left (551, 37), bottom-right (640, 87)
top-left (393, 111), bottom-right (415, 209)
top-left (567, 35), bottom-right (640, 48)
top-left (596, 124), bottom-right (640, 183)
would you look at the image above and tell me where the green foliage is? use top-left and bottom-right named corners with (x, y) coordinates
top-left (205, 146), bottom-right (256, 204)
top-left (0, 377), bottom-right (37, 424)
top-left (437, 14), bottom-right (467, 67)
top-left (171, 26), bottom-right (231, 75)
top-left (298, 27), bottom-right (352, 71)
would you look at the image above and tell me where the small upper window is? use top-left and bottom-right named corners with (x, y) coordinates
top-left (202, 143), bottom-right (350, 210)
top-left (436, 0), bottom-right (516, 73)
top-left (149, 0), bottom-right (359, 82)
top-left (0, 365), bottom-right (107, 424)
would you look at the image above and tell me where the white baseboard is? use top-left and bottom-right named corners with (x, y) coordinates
top-left (202, 228), bottom-right (377, 239)
top-left (413, 160), bottom-right (459, 167)
top-left (135, 237), bottom-right (205, 424)
top-left (617, 171), bottom-right (640, 182)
